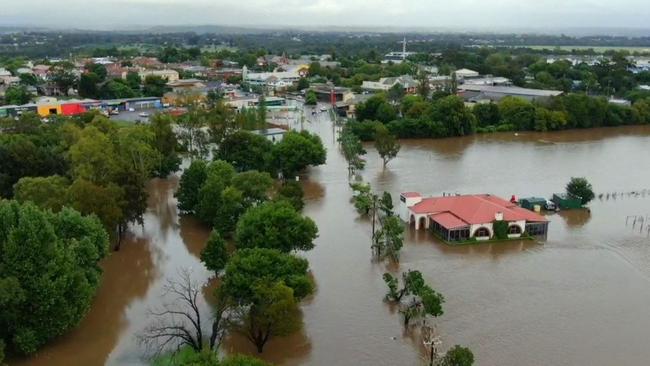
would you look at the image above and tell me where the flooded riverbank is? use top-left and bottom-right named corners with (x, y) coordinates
top-left (13, 120), bottom-right (650, 366)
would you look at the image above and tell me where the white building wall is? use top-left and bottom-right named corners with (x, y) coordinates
top-left (398, 195), bottom-right (422, 222)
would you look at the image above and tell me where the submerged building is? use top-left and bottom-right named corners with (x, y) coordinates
top-left (399, 193), bottom-right (549, 242)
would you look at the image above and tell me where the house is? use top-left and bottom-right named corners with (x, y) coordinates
top-left (454, 68), bottom-right (480, 79)
top-left (361, 75), bottom-right (418, 94)
top-left (459, 85), bottom-right (563, 103)
top-left (32, 65), bottom-right (51, 80)
top-left (309, 83), bottom-right (354, 104)
top-left (399, 193), bottom-right (549, 242)
top-left (462, 76), bottom-right (512, 86)
top-left (166, 79), bottom-right (206, 93)
top-left (138, 69), bottom-right (180, 83)
top-left (132, 57), bottom-right (163, 69)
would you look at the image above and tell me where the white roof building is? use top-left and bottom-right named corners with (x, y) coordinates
top-left (454, 68), bottom-right (480, 79)
top-left (361, 75), bottom-right (419, 92)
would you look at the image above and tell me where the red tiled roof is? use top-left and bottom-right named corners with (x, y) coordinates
top-left (430, 212), bottom-right (468, 229)
top-left (401, 192), bottom-right (421, 198)
top-left (411, 194), bottom-right (547, 225)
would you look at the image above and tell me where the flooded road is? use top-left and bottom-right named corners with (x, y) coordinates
top-left (13, 115), bottom-right (650, 365)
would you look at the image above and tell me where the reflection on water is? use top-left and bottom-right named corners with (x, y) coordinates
top-left (14, 121), bottom-right (650, 366)
top-left (556, 209), bottom-right (593, 228)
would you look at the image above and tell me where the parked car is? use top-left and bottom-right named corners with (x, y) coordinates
top-left (138, 112), bottom-right (149, 118)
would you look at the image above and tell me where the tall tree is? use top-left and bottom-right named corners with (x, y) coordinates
top-left (176, 160), bottom-right (208, 213)
top-left (383, 270), bottom-right (444, 328)
top-left (220, 248), bottom-right (313, 353)
top-left (0, 201), bottom-right (108, 356)
top-left (272, 131), bottom-right (326, 178)
top-left (374, 124), bottom-right (401, 167)
top-left (566, 177), bottom-right (595, 205)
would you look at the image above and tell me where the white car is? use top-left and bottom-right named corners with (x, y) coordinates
top-left (138, 112), bottom-right (149, 118)
top-left (320, 106), bottom-right (328, 112)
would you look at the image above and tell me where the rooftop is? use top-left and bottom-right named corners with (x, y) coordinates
top-left (459, 85), bottom-right (563, 97)
top-left (408, 194), bottom-right (547, 227)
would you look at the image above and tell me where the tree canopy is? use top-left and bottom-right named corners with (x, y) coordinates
top-left (0, 201), bottom-right (108, 356)
top-left (235, 201), bottom-right (318, 253)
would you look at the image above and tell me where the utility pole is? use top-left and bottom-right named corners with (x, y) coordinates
top-left (422, 322), bottom-right (443, 366)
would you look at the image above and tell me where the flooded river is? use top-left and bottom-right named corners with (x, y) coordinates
top-left (13, 114), bottom-right (650, 365)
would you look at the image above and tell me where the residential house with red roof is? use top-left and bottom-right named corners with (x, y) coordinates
top-left (399, 192), bottom-right (549, 242)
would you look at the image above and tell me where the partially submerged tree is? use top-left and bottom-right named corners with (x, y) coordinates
top-left (0, 201), bottom-right (108, 356)
top-left (201, 231), bottom-right (229, 273)
top-left (139, 269), bottom-right (229, 355)
top-left (220, 248), bottom-right (313, 353)
top-left (566, 177), bottom-right (595, 205)
top-left (339, 125), bottom-right (366, 173)
top-left (374, 124), bottom-right (400, 167)
top-left (373, 215), bottom-right (404, 261)
top-left (383, 270), bottom-right (444, 328)
top-left (439, 345), bottom-right (475, 366)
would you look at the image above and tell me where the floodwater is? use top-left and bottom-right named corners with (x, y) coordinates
top-left (12, 113), bottom-right (650, 366)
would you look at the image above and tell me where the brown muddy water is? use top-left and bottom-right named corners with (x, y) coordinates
top-left (12, 115), bottom-right (650, 366)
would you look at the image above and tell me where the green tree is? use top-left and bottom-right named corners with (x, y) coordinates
top-left (439, 345), bottom-right (475, 366)
top-left (338, 126), bottom-right (367, 173)
top-left (13, 175), bottom-right (70, 212)
top-left (429, 95), bottom-right (476, 136)
top-left (383, 270), bottom-right (444, 327)
top-left (272, 131), bottom-right (326, 177)
top-left (19, 73), bottom-right (39, 87)
top-left (305, 90), bottom-right (318, 105)
top-left (257, 95), bottom-right (267, 128)
top-left (99, 80), bottom-right (138, 99)
top-left (233, 281), bottom-right (301, 353)
top-left (236, 201), bottom-right (318, 252)
top-left (150, 113), bottom-right (181, 177)
top-left (416, 70), bottom-right (431, 98)
top-left (373, 216), bottom-right (404, 261)
top-left (201, 230), bottom-right (229, 273)
top-left (221, 248), bottom-right (313, 353)
top-left (0, 201), bottom-right (108, 355)
top-left (50, 65), bottom-right (78, 96)
top-left (195, 161), bottom-right (236, 224)
top-left (297, 78), bottom-right (310, 91)
top-left (388, 83), bottom-right (405, 102)
top-left (143, 75), bottom-right (169, 97)
top-left (177, 160), bottom-right (208, 213)
top-left (231, 171), bottom-right (274, 206)
top-left (472, 102), bottom-right (501, 127)
top-left (374, 124), bottom-right (400, 167)
top-left (498, 96), bottom-right (536, 131)
top-left (67, 178), bottom-right (125, 235)
top-left (217, 131), bottom-right (274, 173)
top-left (566, 177), bottom-right (595, 205)
top-left (69, 126), bottom-right (119, 185)
top-left (276, 181), bottom-right (305, 211)
top-left (78, 72), bottom-right (100, 98)
top-left (4, 85), bottom-right (32, 105)
top-left (125, 71), bottom-right (142, 90)
top-left (213, 186), bottom-right (246, 236)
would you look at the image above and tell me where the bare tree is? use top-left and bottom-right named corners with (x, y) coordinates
top-left (138, 268), bottom-right (229, 357)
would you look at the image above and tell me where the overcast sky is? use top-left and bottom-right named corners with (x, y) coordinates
top-left (4, 0), bottom-right (650, 31)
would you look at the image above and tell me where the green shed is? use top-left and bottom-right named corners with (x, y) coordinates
top-left (520, 197), bottom-right (547, 211)
top-left (552, 193), bottom-right (582, 210)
